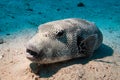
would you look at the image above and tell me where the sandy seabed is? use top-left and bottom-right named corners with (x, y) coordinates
top-left (0, 28), bottom-right (120, 80)
top-left (0, 0), bottom-right (120, 80)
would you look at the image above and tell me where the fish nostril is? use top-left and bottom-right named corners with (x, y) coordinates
top-left (26, 49), bottom-right (38, 57)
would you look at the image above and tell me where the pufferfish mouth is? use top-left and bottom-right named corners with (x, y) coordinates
top-left (26, 49), bottom-right (38, 61)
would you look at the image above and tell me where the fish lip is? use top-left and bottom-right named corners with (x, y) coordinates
top-left (26, 52), bottom-right (37, 61)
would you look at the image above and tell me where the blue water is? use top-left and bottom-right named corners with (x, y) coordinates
top-left (0, 0), bottom-right (120, 53)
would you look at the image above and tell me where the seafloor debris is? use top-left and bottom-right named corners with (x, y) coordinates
top-left (0, 54), bottom-right (4, 59)
top-left (0, 38), bottom-right (4, 44)
top-left (6, 33), bottom-right (10, 36)
top-left (77, 2), bottom-right (85, 7)
top-left (56, 8), bottom-right (61, 11)
top-left (0, 55), bottom-right (3, 59)
top-left (26, 8), bottom-right (33, 11)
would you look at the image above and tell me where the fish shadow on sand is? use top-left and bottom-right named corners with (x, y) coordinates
top-left (30, 44), bottom-right (113, 78)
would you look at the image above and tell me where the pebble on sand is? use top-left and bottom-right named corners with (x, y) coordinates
top-left (0, 54), bottom-right (3, 59)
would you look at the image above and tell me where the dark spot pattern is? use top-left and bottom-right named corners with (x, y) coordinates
top-left (52, 50), bottom-right (62, 60)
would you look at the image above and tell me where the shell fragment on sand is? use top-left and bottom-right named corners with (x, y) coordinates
top-left (0, 54), bottom-right (3, 59)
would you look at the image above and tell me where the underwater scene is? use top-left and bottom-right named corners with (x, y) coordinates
top-left (0, 0), bottom-right (120, 80)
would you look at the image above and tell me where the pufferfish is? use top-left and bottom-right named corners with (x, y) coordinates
top-left (26, 18), bottom-right (103, 64)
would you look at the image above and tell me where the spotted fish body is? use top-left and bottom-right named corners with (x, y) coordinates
top-left (26, 18), bottom-right (103, 64)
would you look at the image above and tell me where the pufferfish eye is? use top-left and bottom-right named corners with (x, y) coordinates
top-left (56, 30), bottom-right (65, 37)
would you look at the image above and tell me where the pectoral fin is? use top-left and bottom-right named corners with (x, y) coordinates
top-left (79, 34), bottom-right (98, 58)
